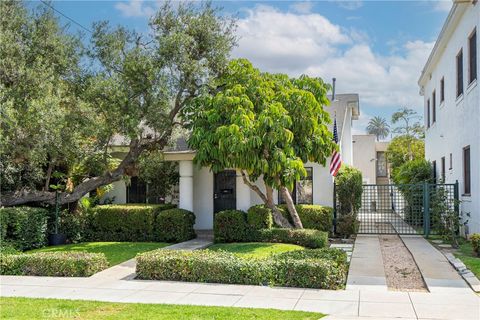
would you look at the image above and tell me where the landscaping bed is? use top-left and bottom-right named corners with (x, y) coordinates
top-left (136, 247), bottom-right (348, 289)
top-left (0, 297), bottom-right (324, 320)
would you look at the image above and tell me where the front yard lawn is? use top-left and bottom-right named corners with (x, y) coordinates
top-left (0, 297), bottom-right (323, 320)
top-left (207, 242), bottom-right (304, 259)
top-left (454, 240), bottom-right (480, 278)
top-left (27, 242), bottom-right (170, 266)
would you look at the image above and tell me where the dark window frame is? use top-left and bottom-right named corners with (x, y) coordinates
top-left (279, 167), bottom-right (313, 205)
top-left (426, 98), bottom-right (431, 128)
top-left (469, 28), bottom-right (477, 84)
top-left (449, 153), bottom-right (453, 170)
top-left (440, 77), bottom-right (445, 103)
top-left (432, 90), bottom-right (436, 124)
top-left (432, 160), bottom-right (437, 182)
top-left (463, 146), bottom-right (471, 195)
top-left (457, 49), bottom-right (464, 98)
top-left (441, 156), bottom-right (446, 182)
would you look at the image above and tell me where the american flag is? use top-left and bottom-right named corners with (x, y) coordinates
top-left (329, 117), bottom-right (342, 177)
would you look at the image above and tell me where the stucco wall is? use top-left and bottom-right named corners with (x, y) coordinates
top-left (421, 5), bottom-right (479, 233)
top-left (192, 165), bottom-right (214, 230)
top-left (353, 135), bottom-right (377, 184)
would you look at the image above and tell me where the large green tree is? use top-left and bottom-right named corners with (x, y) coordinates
top-left (186, 59), bottom-right (335, 228)
top-left (0, 1), bottom-right (236, 206)
top-left (366, 116), bottom-right (389, 141)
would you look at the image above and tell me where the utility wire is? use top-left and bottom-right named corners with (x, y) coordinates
top-left (40, 0), bottom-right (92, 34)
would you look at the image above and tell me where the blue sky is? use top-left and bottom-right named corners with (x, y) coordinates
top-left (34, 0), bottom-right (452, 136)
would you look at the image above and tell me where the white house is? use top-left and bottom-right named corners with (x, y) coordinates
top-left (104, 93), bottom-right (360, 230)
top-left (418, 1), bottom-right (479, 234)
top-left (352, 134), bottom-right (390, 185)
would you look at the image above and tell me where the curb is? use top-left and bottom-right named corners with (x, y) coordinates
top-left (443, 252), bottom-right (480, 293)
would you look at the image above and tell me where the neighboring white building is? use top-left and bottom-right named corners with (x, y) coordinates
top-left (418, 2), bottom-right (479, 234)
top-left (104, 94), bottom-right (360, 230)
top-left (352, 135), bottom-right (390, 185)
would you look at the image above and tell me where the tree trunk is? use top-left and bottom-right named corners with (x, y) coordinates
top-left (43, 160), bottom-right (54, 191)
top-left (280, 186), bottom-right (303, 228)
top-left (239, 170), bottom-right (292, 228)
top-left (0, 136), bottom-right (170, 207)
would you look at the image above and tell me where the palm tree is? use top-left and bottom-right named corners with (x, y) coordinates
top-left (366, 116), bottom-right (390, 141)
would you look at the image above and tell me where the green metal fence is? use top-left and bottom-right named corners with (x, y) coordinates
top-left (334, 181), bottom-right (459, 235)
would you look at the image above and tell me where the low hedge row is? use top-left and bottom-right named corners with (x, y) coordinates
top-left (0, 252), bottom-right (108, 277)
top-left (85, 205), bottom-right (194, 242)
top-left (0, 207), bottom-right (49, 251)
top-left (213, 210), bottom-right (328, 248)
top-left (136, 248), bottom-right (347, 289)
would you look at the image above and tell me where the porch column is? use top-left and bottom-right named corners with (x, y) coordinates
top-left (179, 160), bottom-right (194, 212)
top-left (236, 170), bottom-right (251, 211)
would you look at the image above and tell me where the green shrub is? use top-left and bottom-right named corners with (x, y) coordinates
top-left (247, 205), bottom-right (273, 230)
top-left (273, 248), bottom-right (347, 267)
top-left (47, 209), bottom-right (88, 243)
top-left (0, 207), bottom-right (49, 250)
top-left (85, 204), bottom-right (175, 241)
top-left (214, 210), bottom-right (247, 242)
top-left (0, 252), bottom-right (108, 277)
top-left (0, 243), bottom-right (20, 255)
top-left (295, 205), bottom-right (333, 232)
top-left (155, 209), bottom-right (196, 242)
top-left (336, 214), bottom-right (359, 239)
top-left (471, 233), bottom-right (480, 257)
top-left (136, 249), bottom-right (346, 289)
top-left (335, 166), bottom-right (362, 238)
top-left (252, 228), bottom-right (328, 248)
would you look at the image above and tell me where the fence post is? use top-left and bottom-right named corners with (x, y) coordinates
top-left (333, 182), bottom-right (337, 234)
top-left (423, 182), bottom-right (430, 237)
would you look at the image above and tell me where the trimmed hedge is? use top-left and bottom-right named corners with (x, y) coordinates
top-left (0, 252), bottom-right (108, 277)
top-left (247, 205), bottom-right (273, 230)
top-left (0, 207), bottom-right (49, 250)
top-left (136, 248), bottom-right (346, 289)
top-left (85, 204), bottom-right (177, 241)
top-left (471, 233), bottom-right (480, 256)
top-left (155, 209), bottom-right (196, 242)
top-left (273, 248), bottom-right (348, 268)
top-left (251, 228), bottom-right (328, 249)
top-left (214, 210), bottom-right (247, 242)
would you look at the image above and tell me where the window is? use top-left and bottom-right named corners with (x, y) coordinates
top-left (432, 90), bottom-right (436, 124)
top-left (127, 176), bottom-right (147, 203)
top-left (279, 167), bottom-right (313, 205)
top-left (469, 28), bottom-right (477, 84)
top-left (432, 160), bottom-right (437, 182)
top-left (427, 99), bottom-right (431, 127)
top-left (463, 146), bottom-right (471, 195)
top-left (449, 153), bottom-right (453, 170)
top-left (376, 152), bottom-right (388, 177)
top-left (440, 77), bottom-right (445, 103)
top-left (441, 156), bottom-right (446, 182)
top-left (457, 49), bottom-right (464, 97)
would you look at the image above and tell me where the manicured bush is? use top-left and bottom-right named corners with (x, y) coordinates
top-left (136, 248), bottom-right (346, 289)
top-left (85, 204), bottom-right (175, 241)
top-left (0, 252), bottom-right (108, 277)
top-left (0, 207), bottom-right (49, 250)
top-left (273, 248), bottom-right (348, 268)
top-left (48, 209), bottom-right (88, 243)
top-left (335, 166), bottom-right (362, 238)
top-left (252, 228), bottom-right (328, 248)
top-left (214, 210), bottom-right (247, 242)
top-left (247, 205), bottom-right (273, 230)
top-left (155, 209), bottom-right (196, 242)
top-left (471, 233), bottom-right (480, 257)
top-left (294, 205), bottom-right (333, 232)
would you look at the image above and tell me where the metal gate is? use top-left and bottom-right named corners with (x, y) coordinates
top-left (334, 182), bottom-right (459, 235)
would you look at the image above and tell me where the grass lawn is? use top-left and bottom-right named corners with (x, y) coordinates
top-left (27, 242), bottom-right (170, 266)
top-left (454, 240), bottom-right (480, 278)
top-left (207, 242), bottom-right (304, 259)
top-left (0, 297), bottom-right (323, 320)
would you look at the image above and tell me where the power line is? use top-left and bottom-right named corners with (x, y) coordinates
top-left (40, 0), bottom-right (92, 34)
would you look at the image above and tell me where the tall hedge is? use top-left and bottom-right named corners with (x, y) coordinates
top-left (247, 205), bottom-right (273, 230)
top-left (335, 165), bottom-right (363, 237)
top-left (214, 210), bottom-right (247, 242)
top-left (0, 207), bottom-right (49, 250)
top-left (85, 204), bottom-right (176, 241)
top-left (155, 208), bottom-right (196, 242)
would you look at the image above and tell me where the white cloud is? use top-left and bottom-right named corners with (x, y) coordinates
top-left (433, 0), bottom-right (452, 12)
top-left (335, 0), bottom-right (363, 10)
top-left (233, 5), bottom-right (434, 110)
top-left (290, 1), bottom-right (315, 14)
top-left (115, 0), bottom-right (155, 18)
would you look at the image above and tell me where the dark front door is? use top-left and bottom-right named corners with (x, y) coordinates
top-left (214, 170), bottom-right (236, 213)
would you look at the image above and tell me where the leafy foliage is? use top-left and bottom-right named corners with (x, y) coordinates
top-left (387, 135), bottom-right (425, 178)
top-left (470, 234), bottom-right (480, 257)
top-left (0, 252), bottom-right (108, 277)
top-left (335, 166), bottom-right (362, 238)
top-left (366, 116), bottom-right (390, 141)
top-left (252, 228), bottom-right (328, 248)
top-left (247, 205), bottom-right (274, 230)
top-left (155, 208), bottom-right (196, 242)
top-left (214, 210), bottom-right (247, 242)
top-left (0, 207), bottom-right (49, 250)
top-left (136, 248), bottom-right (346, 289)
top-left (392, 159), bottom-right (432, 185)
top-left (186, 59), bottom-right (335, 227)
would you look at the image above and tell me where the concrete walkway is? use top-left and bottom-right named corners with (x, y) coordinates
top-left (1, 234), bottom-right (479, 319)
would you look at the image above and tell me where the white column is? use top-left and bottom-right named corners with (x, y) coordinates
top-left (179, 160), bottom-right (194, 212)
top-left (236, 170), bottom-right (251, 211)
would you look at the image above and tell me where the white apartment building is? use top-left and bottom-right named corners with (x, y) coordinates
top-left (418, 2), bottom-right (479, 234)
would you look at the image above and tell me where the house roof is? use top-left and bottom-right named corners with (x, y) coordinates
top-left (418, 1), bottom-right (470, 88)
